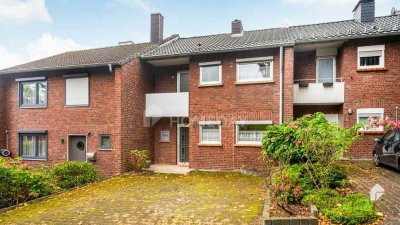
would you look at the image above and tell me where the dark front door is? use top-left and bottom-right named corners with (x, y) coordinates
top-left (179, 127), bottom-right (189, 164)
top-left (68, 136), bottom-right (86, 161)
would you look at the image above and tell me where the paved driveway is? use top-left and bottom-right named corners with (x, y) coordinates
top-left (347, 160), bottom-right (400, 225)
top-left (0, 172), bottom-right (265, 225)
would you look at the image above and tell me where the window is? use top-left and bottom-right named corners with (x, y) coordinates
top-left (317, 57), bottom-right (336, 83)
top-left (64, 74), bottom-right (89, 106)
top-left (199, 121), bottom-right (221, 144)
top-left (18, 131), bottom-right (47, 160)
top-left (236, 57), bottom-right (273, 83)
top-left (17, 77), bottom-right (47, 108)
top-left (357, 108), bottom-right (384, 131)
top-left (358, 45), bottom-right (385, 69)
top-left (199, 61), bottom-right (222, 85)
top-left (177, 71), bottom-right (189, 92)
top-left (236, 121), bottom-right (272, 145)
top-left (99, 135), bottom-right (112, 150)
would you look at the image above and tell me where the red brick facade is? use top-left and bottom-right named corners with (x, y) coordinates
top-left (1, 35), bottom-right (399, 173)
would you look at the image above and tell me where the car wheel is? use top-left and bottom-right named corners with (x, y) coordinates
top-left (373, 152), bottom-right (381, 166)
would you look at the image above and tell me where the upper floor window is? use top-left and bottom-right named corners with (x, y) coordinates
top-left (236, 57), bottom-right (273, 83)
top-left (199, 61), bottom-right (222, 86)
top-left (358, 45), bottom-right (385, 69)
top-left (16, 77), bottom-right (47, 108)
top-left (64, 74), bottom-right (89, 107)
top-left (18, 131), bottom-right (47, 160)
top-left (177, 71), bottom-right (189, 92)
top-left (357, 108), bottom-right (384, 131)
top-left (317, 57), bottom-right (336, 83)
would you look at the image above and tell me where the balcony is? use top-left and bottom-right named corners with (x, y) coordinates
top-left (293, 79), bottom-right (344, 105)
top-left (145, 92), bottom-right (189, 117)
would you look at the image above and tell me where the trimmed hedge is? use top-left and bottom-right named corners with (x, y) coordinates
top-left (49, 161), bottom-right (99, 189)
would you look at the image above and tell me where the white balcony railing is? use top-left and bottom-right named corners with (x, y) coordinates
top-left (145, 92), bottom-right (189, 117)
top-left (293, 79), bottom-right (344, 105)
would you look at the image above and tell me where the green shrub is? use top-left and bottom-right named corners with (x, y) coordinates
top-left (130, 150), bottom-right (150, 172)
top-left (0, 158), bottom-right (54, 208)
top-left (49, 161), bottom-right (99, 189)
top-left (304, 190), bottom-right (378, 225)
top-left (325, 194), bottom-right (378, 225)
top-left (328, 164), bottom-right (349, 189)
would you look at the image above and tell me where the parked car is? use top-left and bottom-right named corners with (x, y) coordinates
top-left (373, 130), bottom-right (400, 170)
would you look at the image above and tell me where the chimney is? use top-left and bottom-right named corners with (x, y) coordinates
top-left (231, 19), bottom-right (243, 36)
top-left (353, 0), bottom-right (375, 23)
top-left (151, 13), bottom-right (164, 44)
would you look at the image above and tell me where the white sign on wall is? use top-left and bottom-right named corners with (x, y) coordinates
top-left (160, 130), bottom-right (170, 142)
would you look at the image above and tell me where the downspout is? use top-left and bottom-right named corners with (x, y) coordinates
top-left (279, 46), bottom-right (284, 124)
top-left (108, 64), bottom-right (113, 73)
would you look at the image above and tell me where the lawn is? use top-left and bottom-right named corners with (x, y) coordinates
top-left (0, 172), bottom-right (266, 225)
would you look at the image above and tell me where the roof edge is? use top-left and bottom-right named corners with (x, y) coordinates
top-left (0, 62), bottom-right (120, 75)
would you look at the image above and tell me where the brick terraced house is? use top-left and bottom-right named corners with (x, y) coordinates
top-left (0, 0), bottom-right (400, 175)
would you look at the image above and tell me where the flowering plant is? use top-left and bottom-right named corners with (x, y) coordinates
top-left (365, 116), bottom-right (400, 131)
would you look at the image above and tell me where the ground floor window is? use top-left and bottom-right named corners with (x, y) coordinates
top-left (236, 121), bottom-right (272, 145)
top-left (199, 121), bottom-right (221, 144)
top-left (18, 131), bottom-right (47, 160)
top-left (357, 108), bottom-right (384, 131)
top-left (99, 135), bottom-right (112, 150)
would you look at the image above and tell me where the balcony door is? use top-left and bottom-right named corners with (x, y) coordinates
top-left (317, 57), bottom-right (336, 83)
top-left (177, 71), bottom-right (189, 93)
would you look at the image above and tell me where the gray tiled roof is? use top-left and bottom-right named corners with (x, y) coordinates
top-left (0, 43), bottom-right (156, 74)
top-left (143, 15), bottom-right (400, 58)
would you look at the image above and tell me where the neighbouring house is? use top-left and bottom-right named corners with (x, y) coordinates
top-left (0, 0), bottom-right (400, 175)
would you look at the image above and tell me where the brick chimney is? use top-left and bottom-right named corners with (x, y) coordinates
top-left (151, 13), bottom-right (164, 44)
top-left (231, 19), bottom-right (243, 36)
top-left (353, 0), bottom-right (375, 23)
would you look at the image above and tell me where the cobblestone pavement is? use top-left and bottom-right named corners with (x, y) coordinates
top-left (0, 172), bottom-right (265, 225)
top-left (347, 160), bottom-right (400, 225)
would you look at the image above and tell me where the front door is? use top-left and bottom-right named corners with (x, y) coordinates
top-left (178, 126), bottom-right (189, 165)
top-left (68, 136), bottom-right (87, 161)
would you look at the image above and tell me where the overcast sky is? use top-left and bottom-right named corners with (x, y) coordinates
top-left (0, 0), bottom-right (398, 69)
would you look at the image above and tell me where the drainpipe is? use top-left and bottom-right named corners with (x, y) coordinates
top-left (279, 46), bottom-right (284, 124)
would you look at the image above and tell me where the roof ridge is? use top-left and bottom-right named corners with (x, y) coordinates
top-left (171, 15), bottom-right (399, 40)
top-left (64, 41), bottom-right (152, 54)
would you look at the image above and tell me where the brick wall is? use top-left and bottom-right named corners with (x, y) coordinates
top-left (153, 118), bottom-right (177, 164)
top-left (283, 47), bottom-right (294, 121)
top-left (4, 68), bottom-right (120, 176)
top-left (340, 36), bottom-right (400, 158)
top-left (0, 78), bottom-right (6, 149)
top-left (293, 105), bottom-right (343, 119)
top-left (188, 49), bottom-right (281, 170)
top-left (119, 59), bottom-right (154, 172)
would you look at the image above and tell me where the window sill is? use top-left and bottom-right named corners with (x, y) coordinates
top-left (234, 144), bottom-right (262, 147)
top-left (65, 105), bottom-right (89, 108)
top-left (356, 68), bottom-right (388, 72)
top-left (235, 80), bottom-right (274, 85)
top-left (358, 130), bottom-right (385, 135)
top-left (98, 148), bottom-right (112, 151)
top-left (198, 83), bottom-right (223, 88)
top-left (158, 141), bottom-right (170, 143)
top-left (19, 106), bottom-right (47, 109)
top-left (21, 158), bottom-right (47, 161)
top-left (198, 143), bottom-right (223, 147)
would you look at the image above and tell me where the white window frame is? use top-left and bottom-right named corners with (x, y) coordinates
top-left (357, 45), bottom-right (385, 69)
top-left (199, 61), bottom-right (222, 86)
top-left (316, 56), bottom-right (336, 83)
top-left (235, 121), bottom-right (272, 145)
top-left (236, 57), bottom-right (274, 83)
top-left (199, 121), bottom-right (222, 144)
top-left (357, 108), bottom-right (384, 131)
top-left (177, 71), bottom-right (189, 93)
